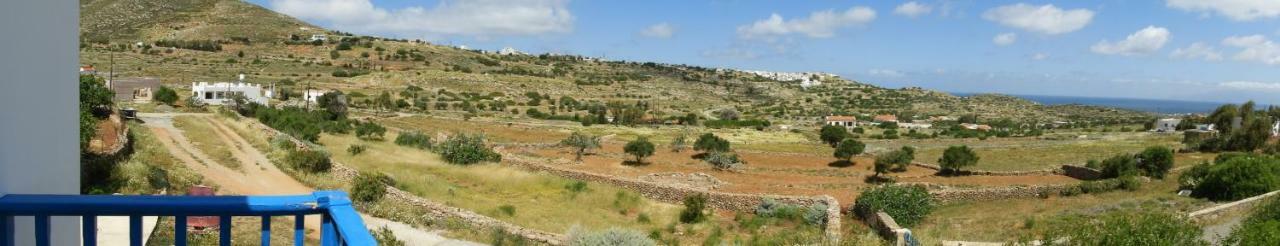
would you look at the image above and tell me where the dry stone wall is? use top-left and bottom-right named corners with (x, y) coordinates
top-left (1059, 165), bottom-right (1103, 180)
top-left (929, 184), bottom-right (1074, 203)
top-left (910, 163), bottom-right (1057, 176)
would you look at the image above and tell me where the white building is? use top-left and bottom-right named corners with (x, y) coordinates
top-left (498, 47), bottom-right (525, 55)
top-left (825, 116), bottom-right (857, 127)
top-left (303, 89), bottom-right (327, 103)
top-left (310, 34), bottom-right (327, 42)
top-left (1272, 121), bottom-right (1279, 137)
top-left (1153, 118), bottom-right (1181, 132)
top-left (191, 77), bottom-right (270, 106)
top-left (733, 69), bottom-right (836, 88)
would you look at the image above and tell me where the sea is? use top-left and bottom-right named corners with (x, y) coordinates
top-left (951, 93), bottom-right (1228, 115)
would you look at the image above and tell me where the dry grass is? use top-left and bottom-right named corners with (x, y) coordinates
top-left (113, 122), bottom-right (205, 194)
top-left (173, 116), bottom-right (241, 170)
top-left (905, 132), bottom-right (1184, 171)
top-left (147, 215), bottom-right (318, 246)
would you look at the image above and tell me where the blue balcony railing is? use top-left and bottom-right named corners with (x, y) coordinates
top-left (0, 190), bottom-right (376, 246)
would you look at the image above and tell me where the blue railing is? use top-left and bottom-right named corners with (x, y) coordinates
top-left (0, 190), bottom-right (376, 246)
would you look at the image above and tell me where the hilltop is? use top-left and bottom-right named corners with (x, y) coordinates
top-left (78, 0), bottom-right (1153, 126)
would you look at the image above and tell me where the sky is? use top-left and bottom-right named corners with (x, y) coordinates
top-left (246, 0), bottom-right (1280, 104)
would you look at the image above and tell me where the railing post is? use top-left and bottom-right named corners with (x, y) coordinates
top-left (129, 216), bottom-right (141, 246)
top-left (294, 215), bottom-right (304, 246)
top-left (321, 213), bottom-right (337, 246)
top-left (174, 216), bottom-right (187, 246)
top-left (34, 215), bottom-right (49, 246)
top-left (261, 216), bottom-right (271, 246)
top-left (219, 216), bottom-right (231, 246)
top-left (1, 214), bottom-right (12, 246)
top-left (83, 215), bottom-right (97, 246)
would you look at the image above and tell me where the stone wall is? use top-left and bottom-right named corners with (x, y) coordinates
top-left (910, 163), bottom-right (1056, 176)
top-left (1059, 165), bottom-right (1103, 180)
top-left (928, 184), bottom-right (1074, 203)
top-left (863, 211), bottom-right (909, 246)
top-left (1189, 190), bottom-right (1280, 222)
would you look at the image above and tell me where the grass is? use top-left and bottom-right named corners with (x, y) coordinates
top-left (107, 122), bottom-right (205, 195)
top-left (173, 115), bottom-right (242, 170)
top-left (147, 215), bottom-right (318, 246)
top-left (906, 132), bottom-right (1184, 171)
top-left (317, 131), bottom-right (682, 234)
top-left (911, 170), bottom-right (1212, 243)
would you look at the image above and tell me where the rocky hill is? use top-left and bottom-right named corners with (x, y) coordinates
top-left (78, 0), bottom-right (1153, 125)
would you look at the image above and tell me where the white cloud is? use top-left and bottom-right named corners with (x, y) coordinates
top-left (982, 3), bottom-right (1094, 35)
top-left (1032, 53), bottom-right (1049, 60)
top-left (1220, 81), bottom-right (1280, 90)
top-left (1170, 42), bottom-right (1224, 61)
top-left (1166, 0), bottom-right (1280, 21)
top-left (993, 33), bottom-right (1017, 46)
top-left (640, 23), bottom-right (674, 38)
top-left (1222, 35), bottom-right (1280, 65)
top-left (868, 69), bottom-right (904, 77)
top-left (894, 2), bottom-right (933, 18)
top-left (1091, 26), bottom-right (1171, 56)
top-left (268, 0), bottom-right (573, 39)
top-left (737, 7), bottom-right (876, 39)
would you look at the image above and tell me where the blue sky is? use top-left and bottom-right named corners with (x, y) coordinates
top-left (248, 0), bottom-right (1280, 104)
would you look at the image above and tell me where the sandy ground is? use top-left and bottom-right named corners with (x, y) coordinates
top-left (139, 113), bottom-right (474, 245)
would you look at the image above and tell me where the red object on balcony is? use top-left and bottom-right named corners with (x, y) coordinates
top-left (187, 186), bottom-right (220, 229)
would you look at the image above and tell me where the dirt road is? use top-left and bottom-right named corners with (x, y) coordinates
top-left (139, 113), bottom-right (477, 245)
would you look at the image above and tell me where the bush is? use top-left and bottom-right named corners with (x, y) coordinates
top-left (372, 226), bottom-right (405, 246)
top-left (393, 131), bottom-right (433, 149)
top-left (1137, 146), bottom-right (1174, 179)
top-left (436, 134), bottom-right (501, 165)
top-left (561, 131), bottom-right (601, 161)
top-left (1227, 197), bottom-right (1280, 245)
top-left (938, 145), bottom-right (979, 174)
top-left (286, 149), bottom-right (331, 173)
top-left (803, 203), bottom-right (829, 226)
top-left (355, 121), bottom-right (386, 140)
top-left (693, 133), bottom-right (730, 153)
top-left (1192, 156), bottom-right (1280, 201)
top-left (832, 139), bottom-right (865, 162)
top-left (351, 172), bottom-right (387, 203)
top-left (704, 152), bottom-right (742, 170)
top-left (347, 144), bottom-right (367, 155)
top-left (680, 194), bottom-right (708, 223)
top-left (1026, 210), bottom-right (1206, 245)
top-left (623, 137), bottom-right (655, 163)
top-left (154, 86), bottom-right (179, 106)
top-left (1100, 154), bottom-right (1139, 179)
top-left (566, 227), bottom-right (656, 246)
top-left (853, 185), bottom-right (934, 227)
top-left (874, 146), bottom-right (916, 176)
top-left (755, 198), bottom-right (804, 221)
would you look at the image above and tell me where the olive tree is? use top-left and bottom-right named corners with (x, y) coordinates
top-left (938, 145), bottom-right (979, 174)
top-left (561, 131), bottom-right (601, 161)
top-left (832, 139), bottom-right (865, 162)
top-left (819, 125), bottom-right (850, 147)
top-left (623, 137), bottom-right (655, 164)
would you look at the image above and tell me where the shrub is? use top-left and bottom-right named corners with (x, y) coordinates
top-left (372, 226), bottom-right (405, 246)
top-left (623, 137), bottom-right (655, 163)
top-left (853, 185), bottom-right (934, 227)
top-left (693, 133), bottom-right (730, 153)
top-left (566, 226), bottom-right (656, 246)
top-left (351, 172), bottom-right (387, 203)
top-left (355, 121), bottom-right (386, 140)
top-left (286, 149), bottom-right (331, 173)
top-left (819, 125), bottom-right (850, 147)
top-left (704, 152), bottom-right (741, 170)
top-left (154, 86), bottom-right (179, 106)
top-left (755, 198), bottom-right (803, 221)
top-left (832, 139), bottom-right (865, 162)
top-left (803, 203), bottom-right (829, 226)
top-left (436, 134), bottom-right (501, 165)
top-left (1226, 197), bottom-right (1280, 245)
top-left (347, 144), bottom-right (367, 155)
top-left (679, 194), bottom-right (708, 223)
top-left (393, 131), bottom-right (433, 149)
top-left (1100, 154), bottom-right (1139, 179)
top-left (874, 146), bottom-right (916, 176)
top-left (1178, 161), bottom-right (1211, 190)
top-left (938, 145), bottom-right (979, 174)
top-left (1026, 210), bottom-right (1206, 246)
top-left (1137, 146), bottom-right (1174, 179)
top-left (1192, 156), bottom-right (1280, 201)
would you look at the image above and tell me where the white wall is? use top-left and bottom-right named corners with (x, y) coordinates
top-left (0, 0), bottom-right (82, 245)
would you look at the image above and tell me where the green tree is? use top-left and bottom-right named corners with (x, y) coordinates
top-left (355, 121), bottom-right (386, 140)
top-left (351, 172), bottom-right (388, 203)
top-left (329, 50), bottom-right (340, 59)
top-left (560, 132), bottom-right (601, 161)
top-left (679, 194), bottom-right (708, 223)
top-left (819, 125), bottom-right (850, 147)
top-left (79, 75), bottom-right (113, 148)
top-left (874, 146), bottom-right (916, 176)
top-left (316, 91), bottom-right (348, 119)
top-left (1100, 154), bottom-right (1140, 179)
top-left (623, 137), bottom-right (656, 163)
top-left (153, 86), bottom-right (179, 105)
top-left (376, 91), bottom-right (395, 111)
top-left (938, 145), bottom-right (979, 174)
top-left (832, 139), bottom-right (865, 162)
top-left (693, 133), bottom-right (731, 153)
top-left (1137, 146), bottom-right (1174, 179)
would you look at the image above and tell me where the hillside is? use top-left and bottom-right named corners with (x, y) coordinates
top-left (77, 0), bottom-right (1153, 126)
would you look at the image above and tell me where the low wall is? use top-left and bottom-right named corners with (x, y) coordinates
top-left (863, 211), bottom-right (909, 246)
top-left (1059, 165), bottom-right (1103, 180)
top-left (1189, 190), bottom-right (1280, 221)
top-left (910, 163), bottom-right (1057, 176)
top-left (929, 184), bottom-right (1074, 203)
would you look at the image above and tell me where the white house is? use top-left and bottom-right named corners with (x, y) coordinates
top-left (303, 89), bottom-right (327, 103)
top-left (1153, 118), bottom-right (1181, 132)
top-left (309, 34), bottom-right (327, 42)
top-left (1272, 121), bottom-right (1279, 137)
top-left (825, 115), bottom-right (857, 127)
top-left (899, 123), bottom-right (933, 129)
top-left (192, 75), bottom-right (269, 106)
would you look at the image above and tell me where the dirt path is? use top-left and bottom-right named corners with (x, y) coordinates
top-left (140, 113), bottom-right (472, 245)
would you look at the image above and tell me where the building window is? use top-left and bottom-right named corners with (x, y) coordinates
top-left (205, 92), bottom-right (213, 99)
